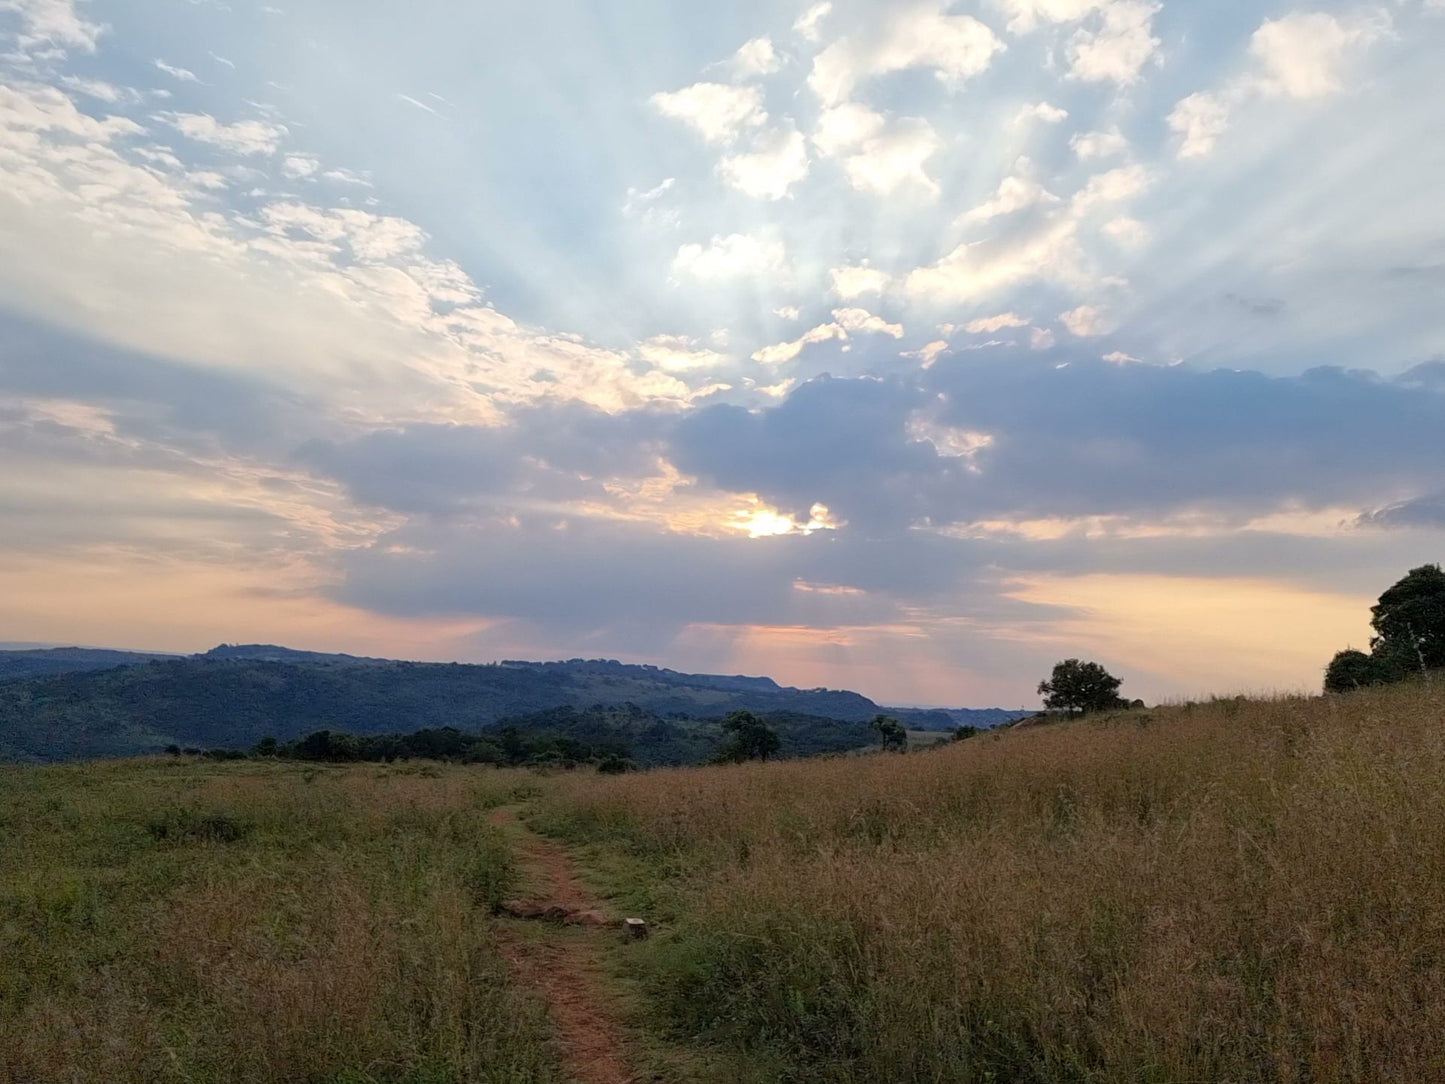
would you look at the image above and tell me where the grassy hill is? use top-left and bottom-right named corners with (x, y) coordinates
top-left (9, 681), bottom-right (1440, 1081)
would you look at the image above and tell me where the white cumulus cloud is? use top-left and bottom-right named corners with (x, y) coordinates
top-left (718, 127), bottom-right (809, 200)
top-left (1070, 127), bottom-right (1128, 160)
top-left (651, 82), bottom-right (766, 145)
top-left (808, 2), bottom-right (1004, 106)
top-left (673, 234), bottom-right (787, 280)
top-left (734, 36), bottom-right (782, 76)
top-left (829, 264), bottom-right (891, 298)
top-left (1060, 304), bottom-right (1110, 336)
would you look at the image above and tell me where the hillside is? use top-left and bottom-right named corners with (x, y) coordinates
top-left (0, 648), bottom-right (883, 763)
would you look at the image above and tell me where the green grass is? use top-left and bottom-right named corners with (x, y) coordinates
top-left (0, 758), bottom-right (561, 1083)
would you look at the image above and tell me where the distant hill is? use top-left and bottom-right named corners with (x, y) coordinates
top-left (0, 642), bottom-right (1027, 764)
top-left (0, 648), bottom-right (882, 763)
top-left (0, 646), bottom-right (181, 683)
top-left (885, 706), bottom-right (1033, 730)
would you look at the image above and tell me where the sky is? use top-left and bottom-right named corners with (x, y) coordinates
top-left (0, 0), bottom-right (1442, 707)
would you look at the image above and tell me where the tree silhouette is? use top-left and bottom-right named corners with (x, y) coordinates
top-left (870, 714), bottom-right (907, 753)
top-left (1370, 564), bottom-right (1445, 672)
top-left (1037, 659), bottom-right (1124, 716)
top-left (715, 710), bottom-right (781, 763)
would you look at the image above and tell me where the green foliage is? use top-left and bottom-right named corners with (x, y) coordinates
top-left (952, 725), bottom-right (982, 741)
top-left (714, 710), bottom-right (781, 763)
top-left (869, 714), bottom-right (907, 752)
top-left (1037, 658), bottom-right (1125, 715)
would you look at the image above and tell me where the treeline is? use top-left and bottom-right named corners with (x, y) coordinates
top-left (169, 724), bottom-right (638, 772)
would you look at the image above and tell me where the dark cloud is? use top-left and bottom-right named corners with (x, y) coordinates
top-left (296, 405), bottom-right (672, 515)
top-left (662, 356), bottom-right (1445, 527)
top-left (1357, 492), bottom-right (1445, 530)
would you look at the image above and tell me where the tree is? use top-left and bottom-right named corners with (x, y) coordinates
top-left (714, 710), bottom-right (781, 763)
top-left (1323, 649), bottom-right (1389, 693)
top-left (1037, 659), bottom-right (1124, 716)
top-left (870, 714), bottom-right (908, 753)
top-left (1370, 564), bottom-right (1445, 673)
top-left (951, 725), bottom-right (981, 741)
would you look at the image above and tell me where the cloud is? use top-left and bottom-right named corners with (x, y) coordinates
top-left (773, 305), bottom-right (801, 320)
top-left (1015, 101), bottom-right (1069, 124)
top-left (959, 164), bottom-right (1060, 223)
top-left (1357, 492), bottom-right (1445, 530)
top-left (908, 165), bottom-right (1149, 301)
top-left (838, 116), bottom-right (942, 196)
top-left (57, 75), bottom-right (135, 103)
top-left (997, 0), bottom-right (1160, 84)
top-left (0, 0), bottom-right (103, 51)
top-left (621, 176), bottom-right (675, 219)
top-left (793, 1), bottom-right (832, 42)
top-left (1167, 92), bottom-right (1231, 159)
top-left (832, 307), bottom-right (903, 338)
top-left (1070, 127), bottom-right (1127, 160)
top-left (1168, 11), bottom-right (1390, 159)
top-left (672, 233), bottom-right (787, 280)
top-left (751, 307), bottom-right (901, 365)
top-left (811, 102), bottom-right (884, 156)
top-left (1064, 1), bottom-right (1160, 85)
top-left (282, 154), bottom-right (319, 179)
top-left (158, 112), bottom-right (286, 155)
top-left (752, 323), bottom-right (846, 365)
top-left (637, 334), bottom-right (730, 372)
top-left (666, 361), bottom-right (1445, 532)
top-left (154, 59), bottom-right (200, 83)
top-left (718, 127), bottom-right (809, 199)
top-left (903, 340), bottom-right (950, 366)
top-left (1060, 304), bottom-right (1109, 336)
top-left (808, 2), bottom-right (1004, 106)
top-left (812, 104), bottom-right (943, 196)
top-left (1249, 11), bottom-right (1389, 100)
top-left (1101, 215), bottom-right (1148, 246)
top-left (397, 93), bottom-right (443, 118)
top-left (651, 82), bottom-right (766, 144)
top-left (733, 36), bottom-right (782, 76)
top-left (965, 312), bottom-right (1028, 333)
top-left (829, 264), bottom-right (890, 298)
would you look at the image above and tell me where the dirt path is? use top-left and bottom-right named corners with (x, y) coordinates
top-left (487, 806), bottom-right (636, 1084)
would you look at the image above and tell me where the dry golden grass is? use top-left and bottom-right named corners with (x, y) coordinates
top-left (0, 759), bottom-right (558, 1084)
top-left (539, 683), bottom-right (1445, 1082)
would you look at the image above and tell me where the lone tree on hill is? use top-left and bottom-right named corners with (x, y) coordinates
top-left (1038, 659), bottom-right (1124, 716)
top-left (870, 714), bottom-right (907, 753)
top-left (715, 710), bottom-right (781, 763)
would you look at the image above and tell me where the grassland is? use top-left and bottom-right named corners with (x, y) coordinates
top-left (537, 681), bottom-right (1445, 1083)
top-left (0, 759), bottom-right (560, 1083)
top-left (5, 681), bottom-right (1445, 1083)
